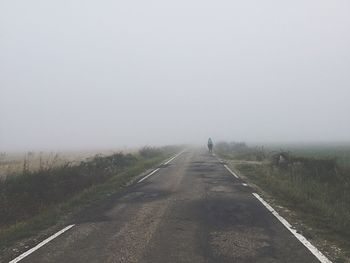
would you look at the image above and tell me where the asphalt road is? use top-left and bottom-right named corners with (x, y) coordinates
top-left (19, 150), bottom-right (320, 263)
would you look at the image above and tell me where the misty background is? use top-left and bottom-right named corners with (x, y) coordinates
top-left (1, 0), bottom-right (350, 151)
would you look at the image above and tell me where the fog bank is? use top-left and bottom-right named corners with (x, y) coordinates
top-left (1, 0), bottom-right (350, 151)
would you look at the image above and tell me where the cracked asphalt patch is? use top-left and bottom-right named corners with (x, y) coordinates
top-left (210, 227), bottom-right (270, 258)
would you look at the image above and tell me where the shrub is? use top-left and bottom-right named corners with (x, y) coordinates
top-left (139, 146), bottom-right (162, 158)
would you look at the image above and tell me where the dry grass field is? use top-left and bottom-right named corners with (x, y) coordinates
top-left (0, 149), bottom-right (137, 179)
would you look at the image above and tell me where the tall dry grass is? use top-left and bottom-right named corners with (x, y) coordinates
top-left (0, 150), bottom-right (131, 179)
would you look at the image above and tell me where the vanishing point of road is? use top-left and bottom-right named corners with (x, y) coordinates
top-left (16, 150), bottom-right (325, 263)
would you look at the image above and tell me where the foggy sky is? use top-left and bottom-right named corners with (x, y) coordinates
top-left (1, 0), bottom-right (350, 151)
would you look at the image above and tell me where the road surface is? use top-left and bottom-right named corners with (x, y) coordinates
top-left (18, 150), bottom-right (322, 263)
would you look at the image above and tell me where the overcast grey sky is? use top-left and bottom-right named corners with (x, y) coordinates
top-left (1, 0), bottom-right (350, 151)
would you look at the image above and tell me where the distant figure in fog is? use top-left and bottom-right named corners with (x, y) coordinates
top-left (207, 138), bottom-right (213, 153)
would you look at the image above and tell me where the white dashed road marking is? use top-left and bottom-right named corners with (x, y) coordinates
top-left (137, 168), bottom-right (160, 183)
top-left (138, 150), bottom-right (185, 183)
top-left (9, 224), bottom-right (75, 263)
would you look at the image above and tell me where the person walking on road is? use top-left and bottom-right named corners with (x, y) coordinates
top-left (207, 138), bottom-right (213, 153)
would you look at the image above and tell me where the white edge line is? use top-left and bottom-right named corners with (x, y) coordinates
top-left (252, 193), bottom-right (332, 263)
top-left (224, 164), bottom-right (239, 179)
top-left (9, 224), bottom-right (75, 263)
top-left (137, 150), bottom-right (185, 183)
